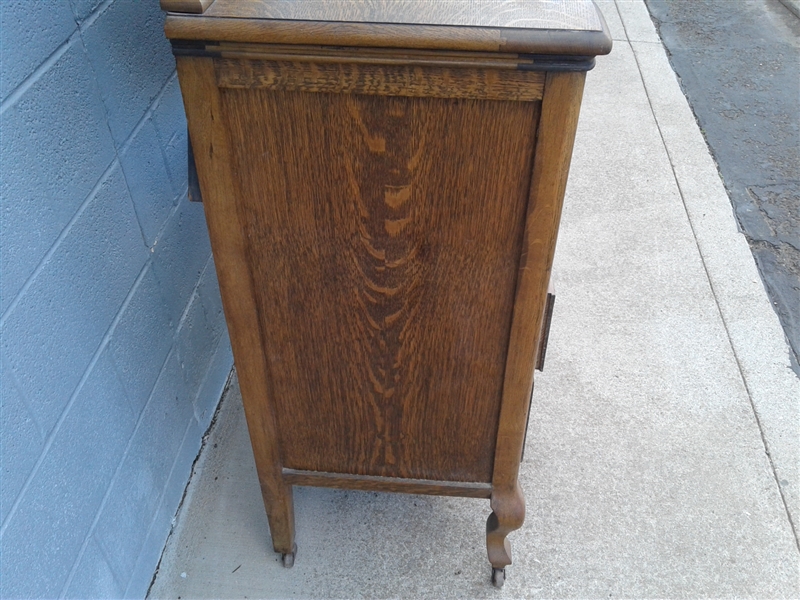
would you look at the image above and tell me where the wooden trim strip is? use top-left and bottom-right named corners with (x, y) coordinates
top-left (204, 42), bottom-right (530, 63)
top-left (174, 40), bottom-right (554, 69)
top-left (176, 55), bottom-right (296, 552)
top-left (282, 469), bottom-right (493, 498)
top-left (215, 58), bottom-right (545, 101)
top-left (215, 51), bottom-right (528, 70)
top-left (164, 15), bottom-right (613, 57)
top-left (492, 71), bottom-right (586, 491)
top-left (171, 39), bottom-right (597, 72)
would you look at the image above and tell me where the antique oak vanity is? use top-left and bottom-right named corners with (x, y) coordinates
top-left (161, 0), bottom-right (611, 586)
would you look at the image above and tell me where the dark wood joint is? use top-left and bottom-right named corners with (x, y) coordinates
top-left (536, 283), bottom-right (557, 372)
top-left (187, 130), bottom-right (203, 203)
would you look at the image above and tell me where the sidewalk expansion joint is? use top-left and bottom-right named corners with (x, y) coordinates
top-left (623, 31), bottom-right (800, 552)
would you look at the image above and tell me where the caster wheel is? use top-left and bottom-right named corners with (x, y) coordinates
top-left (491, 567), bottom-right (505, 588)
top-left (281, 545), bottom-right (297, 568)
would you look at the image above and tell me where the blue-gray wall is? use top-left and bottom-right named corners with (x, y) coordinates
top-left (0, 0), bottom-right (233, 597)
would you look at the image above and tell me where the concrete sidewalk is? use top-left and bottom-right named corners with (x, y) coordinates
top-left (148, 2), bottom-right (800, 597)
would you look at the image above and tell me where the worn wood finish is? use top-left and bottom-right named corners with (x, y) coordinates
top-left (283, 469), bottom-right (493, 499)
top-left (486, 70), bottom-right (586, 569)
top-left (189, 42), bottom-right (547, 67)
top-left (166, 0), bottom-right (609, 581)
top-left (215, 58), bottom-right (544, 101)
top-left (166, 15), bottom-right (611, 56)
top-left (160, 0), bottom-right (214, 14)
top-left (175, 56), bottom-right (295, 556)
top-left (164, 0), bottom-right (612, 57)
top-left (203, 0), bottom-right (605, 32)
top-left (220, 87), bottom-right (538, 483)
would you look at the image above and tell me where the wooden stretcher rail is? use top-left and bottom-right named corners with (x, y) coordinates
top-left (282, 469), bottom-right (494, 499)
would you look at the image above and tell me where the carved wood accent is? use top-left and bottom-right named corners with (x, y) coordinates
top-left (215, 58), bottom-right (545, 100)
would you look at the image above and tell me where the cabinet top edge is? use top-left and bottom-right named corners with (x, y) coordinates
top-left (163, 0), bottom-right (612, 57)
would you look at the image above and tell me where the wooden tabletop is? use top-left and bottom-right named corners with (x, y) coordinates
top-left (163, 0), bottom-right (612, 56)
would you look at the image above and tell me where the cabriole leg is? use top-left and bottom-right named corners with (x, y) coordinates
top-left (486, 484), bottom-right (525, 587)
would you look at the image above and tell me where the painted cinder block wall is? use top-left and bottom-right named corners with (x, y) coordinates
top-left (0, 0), bottom-right (233, 597)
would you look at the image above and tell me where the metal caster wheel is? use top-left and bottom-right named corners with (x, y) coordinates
top-left (491, 567), bottom-right (505, 588)
top-left (281, 545), bottom-right (297, 568)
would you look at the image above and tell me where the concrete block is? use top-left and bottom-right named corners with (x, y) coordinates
top-left (120, 119), bottom-right (178, 246)
top-left (197, 258), bottom-right (225, 330)
top-left (0, 39), bottom-right (116, 313)
top-left (68, 0), bottom-right (104, 23)
top-left (81, 0), bottom-right (175, 146)
top-left (193, 336), bottom-right (233, 431)
top-left (94, 352), bottom-right (193, 586)
top-left (0, 0), bottom-right (76, 100)
top-left (176, 262), bottom-right (226, 401)
top-left (176, 291), bottom-right (217, 402)
top-left (152, 76), bottom-right (189, 198)
top-left (0, 357), bottom-right (44, 525)
top-left (151, 198), bottom-right (212, 326)
top-left (124, 418), bottom-right (202, 599)
top-left (63, 536), bottom-right (124, 600)
top-left (108, 265), bottom-right (175, 418)
top-left (0, 350), bottom-right (135, 600)
top-left (1, 164), bottom-right (147, 436)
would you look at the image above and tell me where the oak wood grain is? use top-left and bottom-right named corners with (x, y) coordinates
top-left (164, 0), bottom-right (613, 57)
top-left (204, 0), bottom-right (604, 31)
top-left (216, 58), bottom-right (544, 101)
top-left (218, 88), bottom-right (539, 483)
top-left (175, 56), bottom-right (295, 554)
top-left (283, 469), bottom-right (492, 498)
top-left (167, 0), bottom-right (610, 576)
top-left (166, 15), bottom-right (612, 57)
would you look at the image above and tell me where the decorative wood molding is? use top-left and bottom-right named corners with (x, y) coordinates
top-left (165, 16), bottom-right (611, 57)
top-left (215, 58), bottom-right (545, 101)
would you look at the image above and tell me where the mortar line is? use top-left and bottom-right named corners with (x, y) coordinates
top-left (145, 370), bottom-right (234, 598)
top-left (0, 155), bottom-right (118, 327)
top-left (0, 257), bottom-right (150, 538)
top-left (58, 244), bottom-right (217, 595)
top-left (0, 32), bottom-right (78, 115)
top-left (621, 17), bottom-right (800, 550)
top-left (122, 418), bottom-right (195, 598)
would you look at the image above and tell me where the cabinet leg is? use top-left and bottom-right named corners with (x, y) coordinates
top-left (263, 481), bottom-right (296, 566)
top-left (485, 484), bottom-right (525, 571)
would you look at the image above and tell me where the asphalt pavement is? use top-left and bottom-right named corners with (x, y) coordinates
top-left (645, 0), bottom-right (800, 375)
top-left (148, 2), bottom-right (800, 597)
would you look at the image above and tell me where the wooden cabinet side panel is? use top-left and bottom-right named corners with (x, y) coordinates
top-left (219, 88), bottom-right (539, 482)
top-left (175, 56), bottom-right (296, 552)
